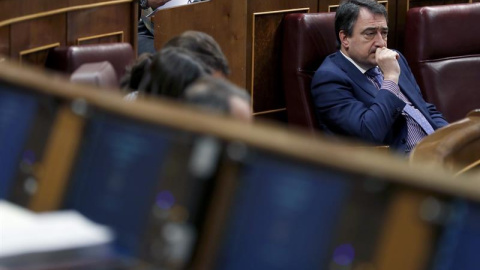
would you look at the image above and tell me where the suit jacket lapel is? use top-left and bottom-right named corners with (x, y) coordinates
top-left (334, 52), bottom-right (378, 98)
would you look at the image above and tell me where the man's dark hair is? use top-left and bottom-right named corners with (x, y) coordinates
top-left (164, 31), bottom-right (230, 76)
top-left (139, 47), bottom-right (211, 98)
top-left (335, 0), bottom-right (388, 47)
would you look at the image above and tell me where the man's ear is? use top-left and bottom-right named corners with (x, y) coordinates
top-left (339, 30), bottom-right (349, 49)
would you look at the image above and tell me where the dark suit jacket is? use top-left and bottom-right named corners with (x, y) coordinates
top-left (311, 51), bottom-right (448, 152)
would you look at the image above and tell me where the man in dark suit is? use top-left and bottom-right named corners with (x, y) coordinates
top-left (138, 0), bottom-right (171, 54)
top-left (311, 0), bottom-right (448, 153)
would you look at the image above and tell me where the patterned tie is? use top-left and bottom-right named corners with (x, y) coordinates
top-left (365, 67), bottom-right (383, 89)
top-left (403, 105), bottom-right (435, 135)
top-left (365, 67), bottom-right (435, 136)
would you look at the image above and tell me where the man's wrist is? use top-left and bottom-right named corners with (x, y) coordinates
top-left (383, 75), bottom-right (399, 84)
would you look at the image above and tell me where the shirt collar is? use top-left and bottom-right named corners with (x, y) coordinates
top-left (340, 50), bottom-right (370, 74)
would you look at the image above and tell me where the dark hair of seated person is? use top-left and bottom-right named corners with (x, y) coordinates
top-left (119, 52), bottom-right (154, 91)
top-left (182, 75), bottom-right (252, 122)
top-left (138, 47), bottom-right (212, 98)
top-left (163, 30), bottom-right (230, 77)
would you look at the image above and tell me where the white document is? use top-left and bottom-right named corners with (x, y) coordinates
top-left (0, 200), bottom-right (113, 258)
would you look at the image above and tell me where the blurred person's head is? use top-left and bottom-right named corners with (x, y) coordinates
top-left (164, 31), bottom-right (230, 77)
top-left (120, 52), bottom-right (154, 91)
top-left (139, 47), bottom-right (211, 98)
top-left (182, 75), bottom-right (252, 122)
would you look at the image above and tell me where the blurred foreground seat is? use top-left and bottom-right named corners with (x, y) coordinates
top-left (410, 110), bottom-right (480, 175)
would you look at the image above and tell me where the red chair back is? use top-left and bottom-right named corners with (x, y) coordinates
top-left (282, 12), bottom-right (336, 133)
top-left (404, 3), bottom-right (480, 122)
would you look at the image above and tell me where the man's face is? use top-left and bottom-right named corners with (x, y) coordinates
top-left (340, 8), bottom-right (388, 70)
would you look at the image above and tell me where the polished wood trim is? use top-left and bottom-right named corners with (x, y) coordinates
top-left (252, 108), bottom-right (286, 116)
top-left (0, 0), bottom-right (134, 27)
top-left (250, 7), bottom-right (310, 112)
top-left (328, 5), bottom-right (339, 12)
top-left (2, 60), bottom-right (480, 202)
top-left (378, 0), bottom-right (388, 11)
top-left (467, 109), bottom-right (480, 118)
top-left (29, 105), bottom-right (85, 212)
top-left (374, 189), bottom-right (434, 270)
top-left (76, 31), bottom-right (124, 45)
top-left (454, 159), bottom-right (480, 177)
top-left (19, 43), bottom-right (61, 64)
top-left (252, 7), bottom-right (311, 16)
top-left (190, 160), bottom-right (239, 269)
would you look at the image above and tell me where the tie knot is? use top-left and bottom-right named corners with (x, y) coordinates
top-left (365, 67), bottom-right (381, 77)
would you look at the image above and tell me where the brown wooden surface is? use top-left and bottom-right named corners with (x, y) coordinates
top-left (68, 3), bottom-right (133, 45)
top-left (410, 111), bottom-right (480, 175)
top-left (251, 8), bottom-right (310, 115)
top-left (29, 105), bottom-right (85, 212)
top-left (1, 59), bottom-right (479, 201)
top-left (246, 0), bottom-right (317, 121)
top-left (11, 15), bottom-right (66, 65)
top-left (2, 59), bottom-right (480, 268)
top-left (0, 27), bottom-right (9, 57)
top-left (374, 188), bottom-right (435, 270)
top-left (155, 0), bottom-right (318, 123)
top-left (0, 0), bottom-right (137, 66)
top-left (0, 1), bottom-right (66, 21)
top-left (154, 0), bottom-right (248, 90)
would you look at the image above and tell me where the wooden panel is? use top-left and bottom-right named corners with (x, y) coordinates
top-left (19, 0), bottom-right (67, 17)
top-left (373, 189), bottom-right (436, 270)
top-left (319, 0), bottom-right (388, 12)
top-left (155, 0), bottom-right (317, 125)
top-left (10, 15), bottom-right (66, 65)
top-left (68, 0), bottom-right (111, 5)
top-left (19, 43), bottom-right (61, 67)
top-left (77, 31), bottom-right (124, 45)
top-left (251, 8), bottom-right (309, 116)
top-left (0, 0), bottom-right (137, 65)
top-left (0, 27), bottom-right (9, 57)
top-left (0, 1), bottom-right (18, 21)
top-left (0, 0), bottom-right (66, 21)
top-left (8, 97), bottom-right (58, 207)
top-left (154, 0), bottom-right (248, 89)
top-left (29, 104), bottom-right (85, 212)
top-left (254, 109), bottom-right (288, 123)
top-left (68, 3), bottom-right (132, 46)
top-left (246, 1), bottom-right (317, 125)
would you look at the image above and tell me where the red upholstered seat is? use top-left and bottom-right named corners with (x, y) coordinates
top-left (282, 12), bottom-right (336, 133)
top-left (45, 43), bottom-right (135, 84)
top-left (404, 3), bottom-right (480, 122)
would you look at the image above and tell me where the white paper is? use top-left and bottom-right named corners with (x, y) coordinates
top-left (0, 200), bottom-right (113, 258)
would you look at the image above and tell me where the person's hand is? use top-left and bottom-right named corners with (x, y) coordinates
top-left (375, 47), bottom-right (400, 84)
top-left (148, 0), bottom-right (171, 9)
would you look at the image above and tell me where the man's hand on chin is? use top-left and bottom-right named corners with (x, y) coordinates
top-left (375, 47), bottom-right (400, 84)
